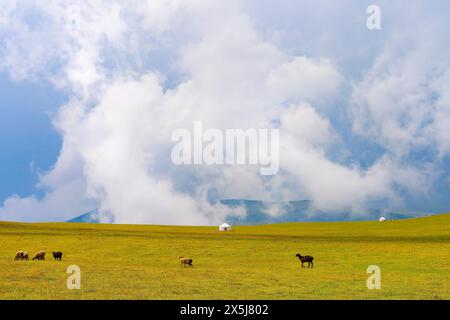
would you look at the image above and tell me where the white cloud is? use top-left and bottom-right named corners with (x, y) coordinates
top-left (267, 57), bottom-right (342, 105)
top-left (1, 1), bottom-right (449, 223)
top-left (350, 25), bottom-right (450, 160)
top-left (280, 103), bottom-right (334, 148)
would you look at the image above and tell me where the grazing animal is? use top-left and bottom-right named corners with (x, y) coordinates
top-left (296, 253), bottom-right (314, 268)
top-left (53, 251), bottom-right (63, 261)
top-left (178, 256), bottom-right (194, 268)
top-left (14, 251), bottom-right (24, 260)
top-left (22, 252), bottom-right (29, 261)
top-left (32, 251), bottom-right (46, 261)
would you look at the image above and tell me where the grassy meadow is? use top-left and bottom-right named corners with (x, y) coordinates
top-left (0, 213), bottom-right (449, 299)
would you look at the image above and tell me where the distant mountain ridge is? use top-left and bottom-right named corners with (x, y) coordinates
top-left (67, 209), bottom-right (114, 223)
top-left (67, 199), bottom-right (414, 224)
top-left (218, 199), bottom-right (413, 225)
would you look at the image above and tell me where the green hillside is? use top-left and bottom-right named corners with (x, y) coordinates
top-left (1, 213), bottom-right (449, 299)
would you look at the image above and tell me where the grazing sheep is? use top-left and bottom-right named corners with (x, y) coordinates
top-left (32, 251), bottom-right (46, 261)
top-left (179, 256), bottom-right (187, 266)
top-left (53, 251), bottom-right (63, 261)
top-left (14, 251), bottom-right (24, 260)
top-left (183, 258), bottom-right (193, 268)
top-left (296, 253), bottom-right (314, 268)
top-left (178, 256), bottom-right (194, 268)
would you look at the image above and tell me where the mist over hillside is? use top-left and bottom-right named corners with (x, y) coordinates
top-left (67, 200), bottom-right (414, 224)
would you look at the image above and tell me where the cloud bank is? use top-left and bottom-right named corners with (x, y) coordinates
top-left (0, 1), bottom-right (449, 223)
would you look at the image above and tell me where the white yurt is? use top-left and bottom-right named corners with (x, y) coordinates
top-left (379, 216), bottom-right (386, 222)
top-left (219, 223), bottom-right (231, 231)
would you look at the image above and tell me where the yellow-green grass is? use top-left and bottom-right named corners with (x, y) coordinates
top-left (0, 213), bottom-right (449, 300)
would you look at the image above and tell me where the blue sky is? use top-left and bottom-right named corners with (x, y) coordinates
top-left (0, 74), bottom-right (62, 201)
top-left (0, 1), bottom-right (449, 224)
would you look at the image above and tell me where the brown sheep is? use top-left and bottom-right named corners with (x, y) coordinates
top-left (178, 256), bottom-right (186, 265)
top-left (14, 251), bottom-right (24, 260)
top-left (15, 251), bottom-right (30, 261)
top-left (32, 251), bottom-right (46, 261)
top-left (296, 253), bottom-right (314, 268)
top-left (178, 256), bottom-right (194, 268)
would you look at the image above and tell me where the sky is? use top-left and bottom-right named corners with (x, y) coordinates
top-left (0, 0), bottom-right (449, 224)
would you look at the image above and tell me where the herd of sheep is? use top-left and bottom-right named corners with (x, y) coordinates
top-left (14, 250), bottom-right (63, 261)
top-left (15, 250), bottom-right (192, 267)
top-left (15, 250), bottom-right (191, 266)
top-left (14, 251), bottom-right (314, 269)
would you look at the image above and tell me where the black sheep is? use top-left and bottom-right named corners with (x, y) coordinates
top-left (53, 251), bottom-right (63, 261)
top-left (296, 253), bottom-right (314, 268)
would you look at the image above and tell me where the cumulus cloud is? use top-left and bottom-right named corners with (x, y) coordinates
top-left (351, 40), bottom-right (449, 159)
top-left (266, 57), bottom-right (342, 105)
top-left (0, 0), bottom-right (449, 223)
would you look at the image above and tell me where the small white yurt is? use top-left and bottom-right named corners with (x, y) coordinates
top-left (379, 216), bottom-right (386, 222)
top-left (219, 223), bottom-right (231, 231)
